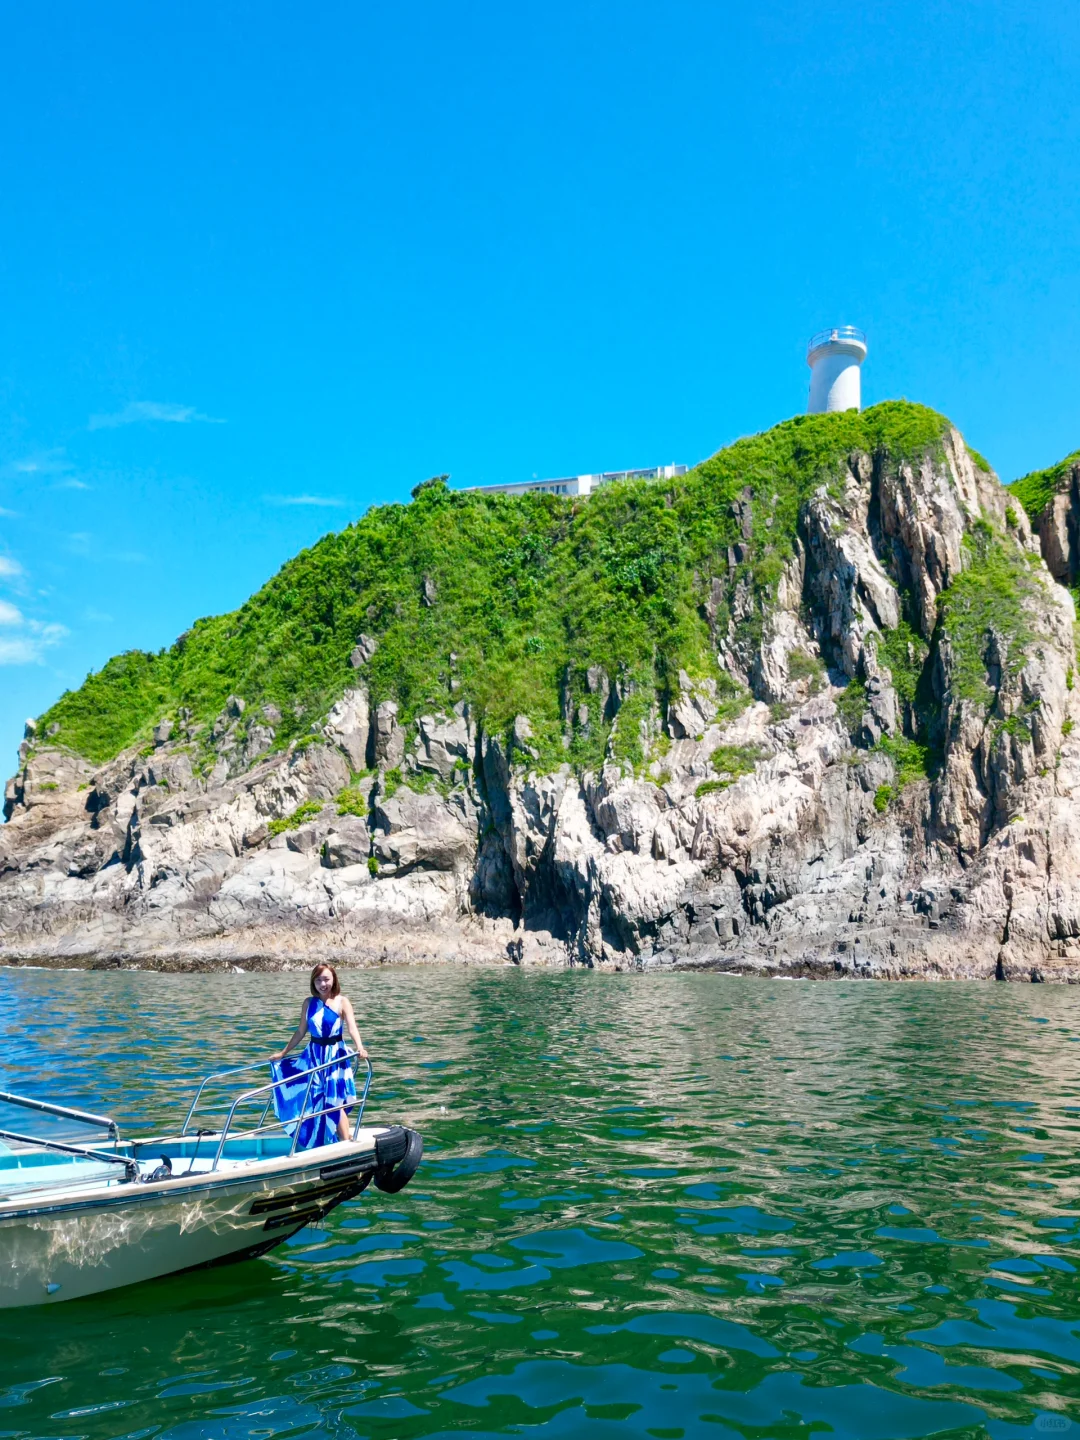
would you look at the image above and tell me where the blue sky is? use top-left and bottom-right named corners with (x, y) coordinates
top-left (1, 1), bottom-right (1078, 776)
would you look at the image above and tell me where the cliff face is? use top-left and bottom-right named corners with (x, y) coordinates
top-left (1010, 450), bottom-right (1080, 588)
top-left (4, 405), bottom-right (1080, 978)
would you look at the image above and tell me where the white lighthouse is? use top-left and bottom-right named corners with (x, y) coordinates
top-left (807, 326), bottom-right (867, 413)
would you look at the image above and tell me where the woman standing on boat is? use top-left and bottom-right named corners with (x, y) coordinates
top-left (269, 964), bottom-right (368, 1146)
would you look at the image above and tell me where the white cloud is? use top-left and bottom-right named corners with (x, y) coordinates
top-left (0, 612), bottom-right (66, 666)
top-left (89, 401), bottom-right (224, 430)
top-left (9, 449), bottom-right (72, 478)
top-left (264, 494), bottom-right (347, 508)
top-left (0, 556), bottom-right (23, 578)
top-left (83, 607), bottom-right (114, 623)
top-left (0, 507), bottom-right (17, 518)
top-left (0, 636), bottom-right (45, 664)
top-left (3, 448), bottom-right (91, 491)
top-left (31, 620), bottom-right (67, 643)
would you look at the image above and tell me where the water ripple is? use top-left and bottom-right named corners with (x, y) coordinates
top-left (1, 967), bottom-right (1079, 1438)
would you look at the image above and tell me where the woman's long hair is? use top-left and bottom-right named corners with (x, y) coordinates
top-left (310, 962), bottom-right (341, 998)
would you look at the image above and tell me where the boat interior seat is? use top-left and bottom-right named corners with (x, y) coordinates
top-left (132, 1134), bottom-right (298, 1162)
top-left (0, 1154), bottom-right (120, 1189)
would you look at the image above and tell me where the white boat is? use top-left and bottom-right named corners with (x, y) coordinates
top-left (0, 1051), bottom-right (422, 1308)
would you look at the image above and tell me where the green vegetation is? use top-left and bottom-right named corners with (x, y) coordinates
top-left (873, 785), bottom-right (893, 813)
top-left (876, 619), bottom-right (930, 710)
top-left (1009, 448), bottom-right (1080, 521)
top-left (695, 744), bottom-right (767, 800)
top-left (966, 446), bottom-right (992, 475)
top-left (367, 855), bottom-right (379, 876)
top-left (938, 522), bottom-right (1039, 711)
top-left (999, 710), bottom-right (1034, 742)
top-left (382, 768), bottom-right (403, 798)
top-left (708, 743), bottom-right (766, 783)
top-left (267, 799), bottom-right (324, 837)
top-left (404, 768), bottom-right (437, 794)
top-left (787, 648), bottom-right (826, 690)
top-left (336, 786), bottom-right (369, 817)
top-left (695, 779), bottom-right (728, 799)
top-left (880, 732), bottom-right (934, 786)
top-left (34, 402), bottom-right (953, 772)
top-left (834, 678), bottom-right (867, 737)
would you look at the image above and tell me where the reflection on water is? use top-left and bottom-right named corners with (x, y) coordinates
top-left (1, 967), bottom-right (1079, 1438)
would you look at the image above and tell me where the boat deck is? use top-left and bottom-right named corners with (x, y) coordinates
top-left (0, 1129), bottom-right (382, 1205)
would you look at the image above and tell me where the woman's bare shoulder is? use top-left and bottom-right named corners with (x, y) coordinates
top-left (340, 994), bottom-right (355, 1013)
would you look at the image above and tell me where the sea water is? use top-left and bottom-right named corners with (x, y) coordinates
top-left (0, 966), bottom-right (1078, 1438)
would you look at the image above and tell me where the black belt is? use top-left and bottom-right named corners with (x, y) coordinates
top-left (309, 1035), bottom-right (343, 1047)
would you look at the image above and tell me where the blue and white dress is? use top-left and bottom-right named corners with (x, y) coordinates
top-left (270, 998), bottom-right (357, 1149)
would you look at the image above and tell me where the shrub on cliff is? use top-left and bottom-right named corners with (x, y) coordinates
top-left (36, 402), bottom-right (952, 771)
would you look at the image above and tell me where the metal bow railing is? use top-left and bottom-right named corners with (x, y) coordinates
top-left (0, 1089), bottom-right (134, 1179)
top-left (182, 1050), bottom-right (374, 1169)
top-left (0, 1089), bottom-right (120, 1141)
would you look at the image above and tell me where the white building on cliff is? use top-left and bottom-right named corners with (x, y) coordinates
top-left (464, 463), bottom-right (687, 499)
top-left (807, 326), bottom-right (867, 413)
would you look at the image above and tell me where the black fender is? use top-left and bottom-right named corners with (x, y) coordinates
top-left (373, 1126), bottom-right (423, 1193)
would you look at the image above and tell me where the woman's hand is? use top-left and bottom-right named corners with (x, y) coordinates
top-left (269, 1048), bottom-right (286, 1063)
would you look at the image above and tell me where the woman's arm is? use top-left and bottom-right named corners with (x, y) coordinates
top-left (341, 997), bottom-right (369, 1060)
top-left (269, 1001), bottom-right (310, 1062)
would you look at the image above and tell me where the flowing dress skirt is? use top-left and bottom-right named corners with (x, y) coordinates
top-left (270, 1042), bottom-right (357, 1149)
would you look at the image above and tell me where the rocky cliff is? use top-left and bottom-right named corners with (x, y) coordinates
top-left (5, 403), bottom-right (1080, 979)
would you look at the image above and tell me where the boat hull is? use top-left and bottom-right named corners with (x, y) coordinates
top-left (0, 1137), bottom-right (384, 1308)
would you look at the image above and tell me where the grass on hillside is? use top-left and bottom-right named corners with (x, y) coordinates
top-left (1009, 449), bottom-right (1080, 521)
top-left (36, 402), bottom-right (952, 772)
top-left (938, 521), bottom-right (1041, 710)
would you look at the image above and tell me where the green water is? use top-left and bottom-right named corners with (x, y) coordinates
top-left (1, 968), bottom-right (1079, 1439)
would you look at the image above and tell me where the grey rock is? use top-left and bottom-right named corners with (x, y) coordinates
top-left (241, 723), bottom-right (275, 767)
top-left (511, 714), bottom-right (538, 760)
top-left (322, 816), bottom-right (371, 869)
top-left (585, 666), bottom-right (610, 711)
top-left (415, 711), bottom-right (471, 780)
top-left (324, 689), bottom-right (371, 771)
top-left (668, 671), bottom-right (718, 739)
top-left (372, 788), bottom-right (475, 873)
top-left (349, 633), bottom-right (378, 668)
top-left (286, 816), bottom-right (334, 855)
top-left (373, 701), bottom-right (404, 769)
